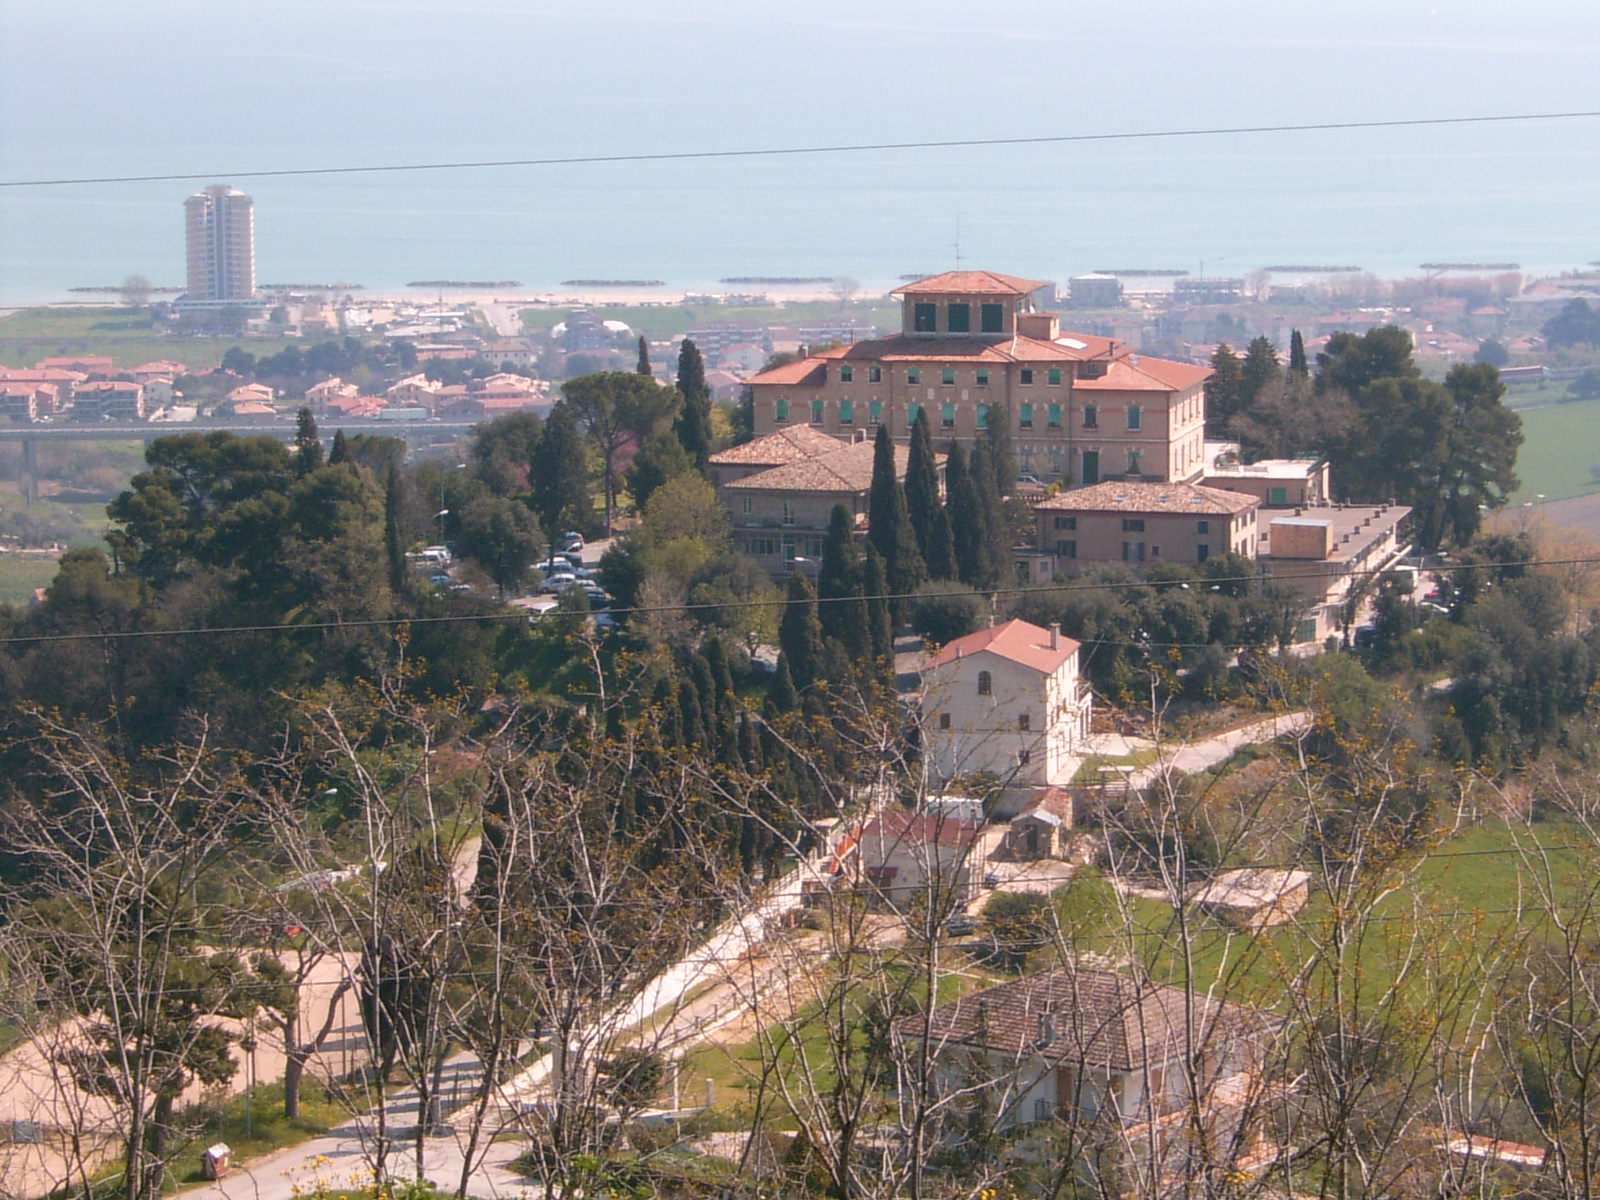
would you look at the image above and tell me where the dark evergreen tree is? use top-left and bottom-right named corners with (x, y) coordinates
top-left (904, 410), bottom-right (955, 579)
top-left (738, 712), bottom-right (764, 772)
top-left (949, 442), bottom-right (1000, 589)
top-left (384, 465), bottom-right (406, 596)
top-left (529, 401), bottom-right (591, 540)
top-left (817, 504), bottom-right (866, 654)
top-left (328, 429), bottom-right (350, 465)
top-left (636, 335), bottom-right (652, 377)
top-left (866, 424), bottom-right (925, 618)
top-left (983, 399), bottom-right (1016, 493)
top-left (704, 637), bottom-right (738, 743)
top-left (861, 544), bottom-right (895, 679)
top-left (689, 653), bottom-right (720, 755)
top-left (1240, 336), bottom-right (1282, 411)
top-left (1207, 344), bottom-right (1246, 435)
top-left (1288, 329), bottom-right (1309, 377)
top-left (293, 407), bottom-right (323, 476)
top-left (778, 573), bottom-right (823, 693)
top-left (626, 430), bottom-right (693, 510)
top-left (674, 338), bottom-right (713, 468)
top-left (764, 653), bottom-right (799, 716)
top-left (734, 387), bottom-right (755, 445)
top-left (969, 441), bottom-right (1006, 584)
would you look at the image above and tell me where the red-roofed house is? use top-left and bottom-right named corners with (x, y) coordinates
top-left (922, 618), bottom-right (1091, 788)
top-left (854, 806), bottom-right (987, 907)
top-left (744, 269), bottom-right (1209, 488)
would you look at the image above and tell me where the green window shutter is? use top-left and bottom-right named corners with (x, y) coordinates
top-left (1083, 404), bottom-right (1097, 429)
top-left (1020, 368), bottom-right (1034, 385)
top-left (1127, 404), bottom-right (1141, 430)
top-left (811, 400), bottom-right (824, 424)
top-left (980, 303), bottom-right (1003, 333)
top-left (947, 302), bottom-right (970, 332)
top-left (908, 402), bottom-right (922, 424)
top-left (941, 402), bottom-right (956, 427)
top-left (775, 397), bottom-right (788, 422)
top-left (840, 400), bottom-right (854, 424)
top-left (869, 400), bottom-right (882, 425)
top-left (941, 366), bottom-right (955, 385)
top-left (1019, 402), bottom-right (1034, 427)
top-left (1048, 367), bottom-right (1062, 386)
top-left (907, 368), bottom-right (921, 384)
top-left (839, 365), bottom-right (853, 382)
top-left (1269, 487), bottom-right (1287, 505)
top-left (914, 303), bottom-right (937, 332)
top-left (1048, 403), bottom-right (1062, 428)
top-left (976, 368), bottom-right (989, 386)
top-left (977, 404), bottom-right (989, 430)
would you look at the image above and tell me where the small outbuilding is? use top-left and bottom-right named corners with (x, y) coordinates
top-left (201, 1144), bottom-right (232, 1180)
top-left (1192, 869), bottom-right (1311, 931)
top-left (1002, 787), bottom-right (1075, 859)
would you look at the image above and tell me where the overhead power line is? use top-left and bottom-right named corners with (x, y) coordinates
top-left (3, 110), bottom-right (1598, 188)
top-left (0, 550), bottom-right (1565, 649)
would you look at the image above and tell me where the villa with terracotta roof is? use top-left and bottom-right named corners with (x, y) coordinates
top-left (709, 429), bottom-right (932, 579)
top-left (921, 617), bottom-right (1091, 789)
top-left (745, 269), bottom-right (1210, 487)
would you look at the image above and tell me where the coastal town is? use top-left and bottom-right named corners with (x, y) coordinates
top-left (2, 179), bottom-right (1600, 1200)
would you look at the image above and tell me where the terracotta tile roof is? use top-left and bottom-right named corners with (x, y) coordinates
top-left (746, 358), bottom-right (828, 386)
top-left (1034, 481), bottom-right (1259, 517)
top-left (926, 618), bottom-right (1079, 675)
top-left (724, 439), bottom-right (912, 494)
top-left (708, 426), bottom-right (850, 467)
top-left (1073, 354), bottom-right (1210, 392)
top-left (894, 270), bottom-right (1051, 296)
top-left (0, 368), bottom-right (85, 383)
top-left (899, 966), bottom-right (1267, 1071)
top-left (860, 806), bottom-right (984, 849)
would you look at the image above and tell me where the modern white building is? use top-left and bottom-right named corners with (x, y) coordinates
top-left (921, 618), bottom-right (1092, 789)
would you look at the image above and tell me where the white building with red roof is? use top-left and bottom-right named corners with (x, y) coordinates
top-left (744, 269), bottom-right (1210, 488)
top-left (922, 617), bottom-right (1091, 789)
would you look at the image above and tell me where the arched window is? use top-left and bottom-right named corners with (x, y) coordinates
top-left (977, 670), bottom-right (992, 696)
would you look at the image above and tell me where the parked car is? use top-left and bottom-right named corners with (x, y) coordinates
top-left (539, 572), bottom-right (577, 594)
top-left (560, 531), bottom-right (585, 553)
top-left (945, 915), bottom-right (979, 937)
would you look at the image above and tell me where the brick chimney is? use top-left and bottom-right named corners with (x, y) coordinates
top-left (1050, 624), bottom-right (1061, 650)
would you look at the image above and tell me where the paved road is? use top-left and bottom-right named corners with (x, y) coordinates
top-left (1123, 712), bottom-right (1312, 788)
top-left (477, 303), bottom-right (525, 339)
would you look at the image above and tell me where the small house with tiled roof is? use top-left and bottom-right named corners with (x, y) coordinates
top-left (896, 965), bottom-right (1278, 1143)
top-left (922, 618), bottom-right (1091, 788)
top-left (745, 268), bottom-right (1210, 488)
top-left (1002, 786), bottom-right (1077, 859)
top-left (852, 806), bottom-right (987, 907)
top-left (1030, 480), bottom-right (1262, 573)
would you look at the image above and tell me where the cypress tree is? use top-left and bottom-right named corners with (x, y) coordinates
top-left (674, 338), bottom-right (713, 468)
top-left (817, 504), bottom-right (867, 655)
top-left (949, 443), bottom-right (999, 589)
top-left (738, 713), bottom-right (764, 772)
top-left (679, 676), bottom-right (706, 751)
top-left (969, 441), bottom-right (1005, 588)
top-left (689, 653), bottom-right (719, 754)
top-left (328, 429), bottom-right (350, 465)
top-left (778, 573), bottom-right (823, 693)
top-left (636, 335), bottom-right (652, 377)
top-left (905, 410), bottom-right (955, 579)
top-left (384, 465), bottom-right (406, 596)
top-left (530, 401), bottom-right (591, 541)
top-left (764, 654), bottom-right (799, 717)
top-left (705, 636), bottom-right (738, 741)
top-left (1289, 329), bottom-right (1309, 377)
top-left (861, 544), bottom-right (895, 680)
top-left (867, 424), bottom-right (925, 618)
top-left (1241, 335), bottom-right (1282, 410)
top-left (983, 399), bottom-right (1016, 494)
top-left (294, 407), bottom-right (323, 476)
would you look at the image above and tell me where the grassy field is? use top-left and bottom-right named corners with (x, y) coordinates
top-left (520, 300), bottom-right (900, 342)
top-left (1509, 394), bottom-right (1600, 502)
top-left (0, 306), bottom-right (277, 372)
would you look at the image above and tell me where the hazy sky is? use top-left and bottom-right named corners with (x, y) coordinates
top-left (5, 0), bottom-right (1598, 180)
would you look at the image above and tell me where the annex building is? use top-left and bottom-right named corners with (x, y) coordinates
top-left (745, 270), bottom-right (1210, 487)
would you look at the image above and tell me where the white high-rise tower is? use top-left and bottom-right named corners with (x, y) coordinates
top-left (183, 185), bottom-right (255, 303)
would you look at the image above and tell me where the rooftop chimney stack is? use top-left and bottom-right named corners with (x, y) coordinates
top-left (1051, 624), bottom-right (1061, 650)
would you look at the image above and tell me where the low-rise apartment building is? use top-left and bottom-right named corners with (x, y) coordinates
top-left (1201, 443), bottom-right (1330, 508)
top-left (71, 380), bottom-right (147, 422)
top-left (713, 431), bottom-right (922, 578)
top-left (1025, 481), bottom-right (1262, 580)
top-left (1258, 504), bottom-right (1413, 643)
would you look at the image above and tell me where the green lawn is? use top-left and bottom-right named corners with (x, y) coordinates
top-left (1509, 395), bottom-right (1600, 502)
top-left (0, 306), bottom-right (292, 372)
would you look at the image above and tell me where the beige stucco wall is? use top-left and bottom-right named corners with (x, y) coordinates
top-left (923, 648), bottom-right (1090, 787)
top-left (1035, 505), bottom-right (1260, 569)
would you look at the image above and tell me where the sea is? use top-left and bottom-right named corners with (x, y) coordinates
top-left (3, 0), bottom-right (1598, 305)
